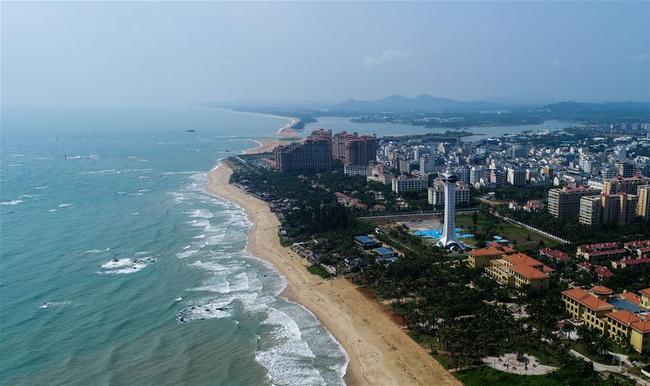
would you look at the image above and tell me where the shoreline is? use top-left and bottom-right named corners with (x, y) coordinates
top-left (206, 147), bottom-right (459, 385)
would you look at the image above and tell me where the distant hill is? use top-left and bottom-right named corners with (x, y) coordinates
top-left (334, 94), bottom-right (504, 113)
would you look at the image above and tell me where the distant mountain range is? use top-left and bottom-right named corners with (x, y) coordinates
top-left (334, 94), bottom-right (504, 113)
top-left (331, 94), bottom-right (650, 116)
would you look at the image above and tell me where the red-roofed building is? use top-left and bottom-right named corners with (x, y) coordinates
top-left (577, 242), bottom-right (628, 261)
top-left (484, 253), bottom-right (551, 291)
top-left (594, 265), bottom-right (614, 280)
top-left (467, 245), bottom-right (516, 269)
top-left (561, 286), bottom-right (650, 353)
top-left (607, 310), bottom-right (641, 343)
top-left (562, 287), bottom-right (614, 333)
top-left (611, 257), bottom-right (650, 269)
top-left (624, 240), bottom-right (650, 258)
top-left (630, 321), bottom-right (650, 353)
top-left (539, 248), bottom-right (571, 262)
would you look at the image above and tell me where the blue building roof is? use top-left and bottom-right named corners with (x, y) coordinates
top-left (374, 247), bottom-right (396, 256)
top-left (355, 235), bottom-right (379, 245)
top-left (608, 297), bottom-right (645, 314)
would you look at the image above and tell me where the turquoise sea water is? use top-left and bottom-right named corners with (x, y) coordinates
top-left (0, 107), bottom-right (347, 385)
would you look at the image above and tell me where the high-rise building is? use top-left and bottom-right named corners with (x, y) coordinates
top-left (617, 162), bottom-right (635, 178)
top-left (419, 154), bottom-right (436, 174)
top-left (274, 129), bottom-right (332, 172)
top-left (507, 167), bottom-right (526, 186)
top-left (579, 196), bottom-right (602, 227)
top-left (578, 193), bottom-right (639, 226)
top-left (619, 193), bottom-right (638, 225)
top-left (603, 176), bottom-right (648, 195)
top-left (548, 187), bottom-right (601, 218)
top-left (511, 145), bottom-right (529, 159)
top-left (332, 131), bottom-right (377, 166)
top-left (436, 171), bottom-right (461, 249)
top-left (637, 185), bottom-right (650, 223)
top-left (470, 166), bottom-right (487, 186)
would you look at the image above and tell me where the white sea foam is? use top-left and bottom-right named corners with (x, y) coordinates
top-left (83, 248), bottom-right (111, 254)
top-left (1, 199), bottom-right (25, 206)
top-left (186, 208), bottom-right (213, 219)
top-left (99, 256), bottom-right (156, 274)
top-left (82, 169), bottom-right (118, 175)
top-left (48, 209), bottom-right (58, 212)
top-left (39, 301), bottom-right (71, 309)
top-left (33, 186), bottom-right (48, 190)
top-left (58, 203), bottom-right (72, 208)
top-left (177, 249), bottom-right (199, 259)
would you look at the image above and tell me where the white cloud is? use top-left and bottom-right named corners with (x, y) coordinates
top-left (363, 49), bottom-right (412, 69)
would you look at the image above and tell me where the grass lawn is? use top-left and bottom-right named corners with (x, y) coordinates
top-left (456, 212), bottom-right (558, 251)
top-left (456, 366), bottom-right (632, 386)
top-left (307, 264), bottom-right (331, 279)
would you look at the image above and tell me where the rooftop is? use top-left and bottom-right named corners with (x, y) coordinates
top-left (562, 288), bottom-right (614, 312)
top-left (607, 310), bottom-right (640, 326)
top-left (539, 248), bottom-right (571, 261)
top-left (468, 245), bottom-right (515, 257)
top-left (631, 320), bottom-right (650, 333)
top-left (510, 264), bottom-right (549, 280)
top-left (591, 285), bottom-right (613, 296)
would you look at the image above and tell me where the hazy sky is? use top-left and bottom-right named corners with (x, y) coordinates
top-left (2, 1), bottom-right (649, 107)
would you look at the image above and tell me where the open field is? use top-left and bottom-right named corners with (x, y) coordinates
top-left (455, 212), bottom-right (558, 251)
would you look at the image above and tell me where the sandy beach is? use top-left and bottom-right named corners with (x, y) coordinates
top-left (207, 146), bottom-right (459, 385)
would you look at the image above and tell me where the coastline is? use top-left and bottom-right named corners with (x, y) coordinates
top-left (206, 148), bottom-right (460, 385)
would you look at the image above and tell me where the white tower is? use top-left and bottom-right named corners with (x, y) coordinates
top-left (436, 171), bottom-right (462, 249)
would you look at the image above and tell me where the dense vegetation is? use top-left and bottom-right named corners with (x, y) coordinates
top-left (497, 207), bottom-right (650, 244)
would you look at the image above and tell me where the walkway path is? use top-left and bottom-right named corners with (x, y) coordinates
top-left (482, 353), bottom-right (558, 375)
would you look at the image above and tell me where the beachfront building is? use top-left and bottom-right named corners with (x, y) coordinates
top-left (561, 286), bottom-right (650, 353)
top-left (332, 131), bottom-right (377, 166)
top-left (484, 253), bottom-right (553, 291)
top-left (274, 129), bottom-right (332, 172)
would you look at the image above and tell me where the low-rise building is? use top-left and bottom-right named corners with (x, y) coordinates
top-left (561, 286), bottom-right (650, 353)
top-left (344, 164), bottom-right (368, 177)
top-left (484, 253), bottom-right (553, 291)
top-left (539, 248), bottom-right (571, 262)
top-left (467, 245), bottom-right (516, 269)
top-left (576, 242), bottom-right (628, 261)
top-left (354, 235), bottom-right (381, 249)
top-left (391, 175), bottom-right (428, 194)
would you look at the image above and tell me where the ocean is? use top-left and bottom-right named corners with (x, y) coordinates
top-left (0, 107), bottom-right (348, 386)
